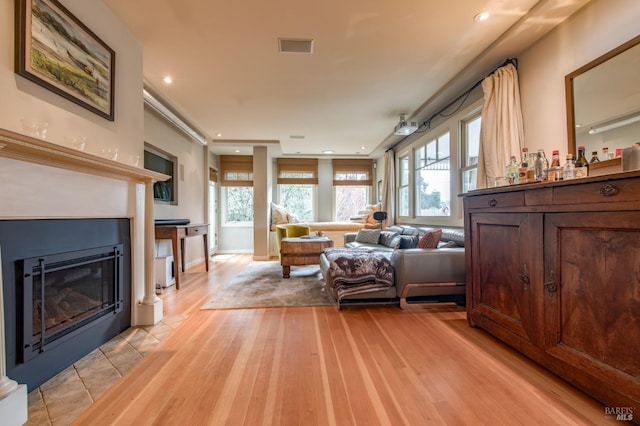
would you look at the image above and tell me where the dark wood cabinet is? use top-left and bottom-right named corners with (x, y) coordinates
top-left (462, 172), bottom-right (640, 413)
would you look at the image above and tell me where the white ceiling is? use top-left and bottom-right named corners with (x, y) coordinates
top-left (103, 0), bottom-right (591, 157)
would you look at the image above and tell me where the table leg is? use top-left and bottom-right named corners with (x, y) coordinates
top-left (170, 229), bottom-right (181, 289)
top-left (203, 234), bottom-right (209, 271)
top-left (180, 237), bottom-right (186, 273)
top-left (282, 265), bottom-right (290, 278)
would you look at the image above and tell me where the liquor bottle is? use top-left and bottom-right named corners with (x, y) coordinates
top-left (534, 150), bottom-right (548, 182)
top-left (505, 156), bottom-right (519, 184)
top-left (547, 150), bottom-right (561, 181)
top-left (575, 145), bottom-right (589, 178)
top-left (590, 151), bottom-right (600, 163)
top-left (527, 152), bottom-right (536, 182)
top-left (518, 148), bottom-right (529, 184)
top-left (562, 154), bottom-right (575, 180)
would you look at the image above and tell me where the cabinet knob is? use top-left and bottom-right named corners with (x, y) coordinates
top-left (488, 198), bottom-right (497, 207)
top-left (599, 184), bottom-right (619, 197)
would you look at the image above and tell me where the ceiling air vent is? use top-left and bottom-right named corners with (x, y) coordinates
top-left (278, 38), bottom-right (314, 54)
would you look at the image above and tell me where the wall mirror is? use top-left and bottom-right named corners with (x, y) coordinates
top-left (565, 34), bottom-right (640, 159)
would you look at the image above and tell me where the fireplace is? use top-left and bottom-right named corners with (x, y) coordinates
top-left (0, 219), bottom-right (131, 390)
top-left (22, 244), bottom-right (124, 363)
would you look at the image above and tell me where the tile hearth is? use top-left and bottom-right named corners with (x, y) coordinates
top-left (25, 315), bottom-right (186, 425)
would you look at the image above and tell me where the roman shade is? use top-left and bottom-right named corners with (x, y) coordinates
top-left (220, 155), bottom-right (253, 186)
top-left (332, 159), bottom-right (373, 186)
top-left (276, 158), bottom-right (318, 184)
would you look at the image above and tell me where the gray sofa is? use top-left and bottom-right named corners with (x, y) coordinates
top-left (319, 225), bottom-right (466, 309)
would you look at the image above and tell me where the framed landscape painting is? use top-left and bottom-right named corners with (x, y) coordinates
top-left (15, 0), bottom-right (115, 121)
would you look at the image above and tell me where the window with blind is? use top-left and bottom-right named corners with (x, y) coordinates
top-left (332, 159), bottom-right (373, 186)
top-left (220, 155), bottom-right (254, 224)
top-left (220, 155), bottom-right (253, 187)
top-left (276, 158), bottom-right (318, 222)
top-left (332, 159), bottom-right (372, 221)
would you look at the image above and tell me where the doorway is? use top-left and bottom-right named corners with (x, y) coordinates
top-left (208, 181), bottom-right (218, 255)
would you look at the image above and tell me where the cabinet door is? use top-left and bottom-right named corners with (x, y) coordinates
top-left (544, 212), bottom-right (640, 406)
top-left (468, 213), bottom-right (543, 345)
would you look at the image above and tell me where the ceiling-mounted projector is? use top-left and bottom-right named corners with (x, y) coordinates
top-left (394, 114), bottom-right (418, 136)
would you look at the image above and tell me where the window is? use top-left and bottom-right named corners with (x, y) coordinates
top-left (278, 184), bottom-right (315, 222)
top-left (335, 186), bottom-right (369, 221)
top-left (398, 155), bottom-right (409, 217)
top-left (223, 187), bottom-right (253, 223)
top-left (276, 158), bottom-right (318, 222)
top-left (462, 114), bottom-right (481, 192)
top-left (332, 159), bottom-right (373, 221)
top-left (415, 133), bottom-right (451, 217)
top-left (220, 155), bottom-right (253, 224)
top-left (144, 143), bottom-right (177, 205)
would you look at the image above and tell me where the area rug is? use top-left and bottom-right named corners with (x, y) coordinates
top-left (201, 261), bottom-right (334, 310)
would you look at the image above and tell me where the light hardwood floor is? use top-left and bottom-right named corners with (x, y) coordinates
top-left (73, 254), bottom-right (614, 425)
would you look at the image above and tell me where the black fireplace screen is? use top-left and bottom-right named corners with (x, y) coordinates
top-left (21, 245), bottom-right (124, 362)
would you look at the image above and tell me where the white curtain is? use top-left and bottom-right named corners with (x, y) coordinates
top-left (381, 150), bottom-right (395, 226)
top-left (477, 63), bottom-right (524, 189)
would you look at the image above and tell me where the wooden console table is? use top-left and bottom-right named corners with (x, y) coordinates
top-left (154, 223), bottom-right (209, 289)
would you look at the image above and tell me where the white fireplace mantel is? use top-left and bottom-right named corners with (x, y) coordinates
top-left (0, 127), bottom-right (170, 325)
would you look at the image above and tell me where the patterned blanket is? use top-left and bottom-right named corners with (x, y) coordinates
top-left (323, 248), bottom-right (394, 300)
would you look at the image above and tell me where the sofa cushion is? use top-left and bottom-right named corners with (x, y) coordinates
top-left (389, 235), bottom-right (402, 249)
top-left (379, 231), bottom-right (399, 247)
top-left (441, 228), bottom-right (465, 247)
top-left (416, 228), bottom-right (442, 248)
top-left (398, 235), bottom-right (419, 249)
top-left (355, 228), bottom-right (380, 244)
top-left (345, 241), bottom-right (394, 252)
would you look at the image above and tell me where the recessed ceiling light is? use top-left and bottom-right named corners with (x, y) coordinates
top-left (474, 11), bottom-right (490, 22)
top-left (234, 149), bottom-right (240, 153)
top-left (360, 145), bottom-right (366, 150)
top-left (163, 76), bottom-right (173, 84)
top-left (322, 150), bottom-right (335, 154)
top-left (215, 133), bottom-right (222, 137)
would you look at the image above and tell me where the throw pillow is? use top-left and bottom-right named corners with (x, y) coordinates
top-left (355, 229), bottom-right (381, 244)
top-left (379, 231), bottom-right (399, 247)
top-left (438, 240), bottom-right (457, 248)
top-left (287, 212), bottom-right (300, 223)
top-left (389, 234), bottom-right (402, 249)
top-left (270, 203), bottom-right (290, 225)
top-left (349, 214), bottom-right (368, 223)
top-left (398, 235), bottom-right (419, 249)
top-left (416, 228), bottom-right (442, 249)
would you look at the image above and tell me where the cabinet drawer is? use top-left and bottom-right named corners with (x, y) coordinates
top-left (186, 225), bottom-right (208, 236)
top-left (553, 179), bottom-right (640, 205)
top-left (464, 191), bottom-right (524, 209)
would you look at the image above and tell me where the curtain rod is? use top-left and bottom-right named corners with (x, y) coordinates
top-left (386, 57), bottom-right (518, 153)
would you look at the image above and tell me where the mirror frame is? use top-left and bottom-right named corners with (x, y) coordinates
top-left (565, 34), bottom-right (640, 156)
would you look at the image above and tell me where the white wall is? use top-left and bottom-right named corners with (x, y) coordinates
top-left (0, 0), bottom-right (143, 158)
top-left (316, 159), bottom-right (334, 221)
top-left (518, 0), bottom-right (640, 160)
top-left (145, 108), bottom-right (207, 268)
